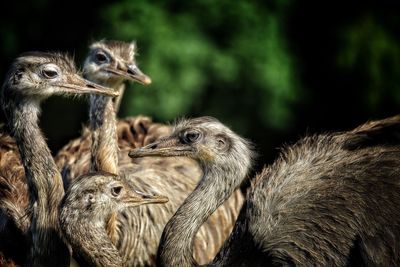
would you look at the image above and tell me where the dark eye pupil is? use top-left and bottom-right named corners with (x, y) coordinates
top-left (95, 53), bottom-right (107, 63)
top-left (43, 70), bottom-right (58, 79)
top-left (184, 132), bottom-right (199, 143)
top-left (111, 186), bottom-right (122, 197)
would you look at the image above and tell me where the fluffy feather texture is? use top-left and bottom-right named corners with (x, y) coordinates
top-left (0, 52), bottom-right (88, 267)
top-left (55, 39), bottom-right (244, 266)
top-left (0, 51), bottom-right (115, 267)
top-left (0, 131), bottom-right (29, 267)
top-left (60, 171), bottom-right (168, 267)
top-left (55, 116), bottom-right (244, 265)
top-left (134, 115), bottom-right (400, 267)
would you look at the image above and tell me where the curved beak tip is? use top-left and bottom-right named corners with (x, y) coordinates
top-left (90, 83), bottom-right (119, 97)
top-left (159, 196), bottom-right (169, 203)
top-left (110, 90), bottom-right (120, 97)
top-left (143, 76), bottom-right (152, 85)
top-left (150, 195), bottom-right (169, 204)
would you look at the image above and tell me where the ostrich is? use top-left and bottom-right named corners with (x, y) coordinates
top-left (129, 116), bottom-right (400, 266)
top-left (55, 40), bottom-right (244, 265)
top-left (55, 40), bottom-right (157, 184)
top-left (0, 52), bottom-right (117, 266)
top-left (60, 172), bottom-right (168, 267)
top-left (84, 40), bottom-right (151, 175)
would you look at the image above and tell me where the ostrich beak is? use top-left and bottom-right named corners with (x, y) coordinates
top-left (105, 64), bottom-right (151, 85)
top-left (128, 138), bottom-right (192, 158)
top-left (125, 189), bottom-right (169, 207)
top-left (59, 74), bottom-right (119, 97)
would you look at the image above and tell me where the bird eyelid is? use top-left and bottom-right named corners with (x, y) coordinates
top-left (181, 129), bottom-right (202, 144)
top-left (92, 49), bottom-right (110, 64)
top-left (40, 64), bottom-right (61, 79)
top-left (108, 182), bottom-right (124, 197)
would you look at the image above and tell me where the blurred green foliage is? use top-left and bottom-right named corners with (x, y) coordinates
top-left (338, 15), bottom-right (400, 110)
top-left (99, 0), bottom-right (299, 132)
top-left (1, 1), bottom-right (400, 164)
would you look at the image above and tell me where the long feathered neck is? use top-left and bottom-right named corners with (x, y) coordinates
top-left (60, 202), bottom-right (122, 267)
top-left (157, 150), bottom-right (251, 267)
top-left (3, 95), bottom-right (69, 267)
top-left (88, 78), bottom-right (121, 175)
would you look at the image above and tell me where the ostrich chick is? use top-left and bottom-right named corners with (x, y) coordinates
top-left (60, 172), bottom-right (168, 267)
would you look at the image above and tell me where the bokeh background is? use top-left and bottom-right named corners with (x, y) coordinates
top-left (1, 0), bottom-right (399, 168)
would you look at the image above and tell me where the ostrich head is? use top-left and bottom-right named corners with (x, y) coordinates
top-left (83, 40), bottom-right (151, 87)
top-left (60, 172), bottom-right (169, 267)
top-left (129, 116), bottom-right (255, 175)
top-left (61, 172), bottom-right (169, 225)
top-left (1, 52), bottom-right (117, 102)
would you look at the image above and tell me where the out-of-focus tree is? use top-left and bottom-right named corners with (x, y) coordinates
top-left (0, 1), bottom-right (400, 164)
top-left (338, 15), bottom-right (400, 111)
top-left (99, 0), bottom-right (299, 134)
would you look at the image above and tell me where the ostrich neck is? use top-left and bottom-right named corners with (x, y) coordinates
top-left (158, 164), bottom-right (243, 267)
top-left (63, 216), bottom-right (122, 267)
top-left (6, 99), bottom-right (69, 266)
top-left (89, 79), bottom-right (120, 175)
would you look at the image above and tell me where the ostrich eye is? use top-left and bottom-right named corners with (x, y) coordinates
top-left (94, 52), bottom-right (108, 64)
top-left (41, 65), bottom-right (59, 79)
top-left (111, 186), bottom-right (123, 197)
top-left (182, 131), bottom-right (200, 144)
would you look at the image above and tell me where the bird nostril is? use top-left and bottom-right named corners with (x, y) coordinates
top-left (149, 143), bottom-right (158, 149)
top-left (86, 84), bottom-right (95, 88)
top-left (127, 68), bottom-right (136, 75)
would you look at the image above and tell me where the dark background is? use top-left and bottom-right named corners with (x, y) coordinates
top-left (1, 0), bottom-right (399, 170)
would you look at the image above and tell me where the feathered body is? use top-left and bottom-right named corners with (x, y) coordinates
top-left (55, 40), bottom-right (244, 266)
top-left (0, 52), bottom-right (117, 266)
top-left (130, 115), bottom-right (400, 266)
top-left (55, 116), bottom-right (244, 265)
top-left (216, 117), bottom-right (400, 266)
top-left (0, 131), bottom-right (29, 266)
top-left (60, 172), bottom-right (169, 267)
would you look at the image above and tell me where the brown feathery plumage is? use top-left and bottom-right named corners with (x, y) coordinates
top-left (130, 115), bottom-right (400, 266)
top-left (0, 131), bottom-right (29, 266)
top-left (55, 116), bottom-right (171, 185)
top-left (0, 131), bottom-right (29, 231)
top-left (54, 40), bottom-right (244, 266)
top-left (0, 52), bottom-right (117, 266)
top-left (60, 172), bottom-right (168, 267)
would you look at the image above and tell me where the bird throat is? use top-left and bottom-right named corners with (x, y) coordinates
top-left (7, 99), bottom-right (70, 266)
top-left (89, 92), bottom-right (119, 175)
top-left (158, 166), bottom-right (243, 267)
